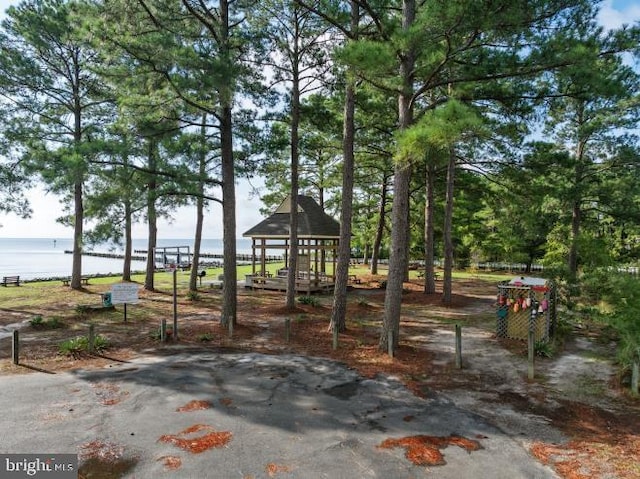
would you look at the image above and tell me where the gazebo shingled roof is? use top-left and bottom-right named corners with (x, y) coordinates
top-left (243, 195), bottom-right (340, 239)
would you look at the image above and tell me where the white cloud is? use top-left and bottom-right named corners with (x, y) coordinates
top-left (597, 0), bottom-right (640, 30)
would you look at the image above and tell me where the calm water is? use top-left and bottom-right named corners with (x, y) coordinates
top-left (0, 238), bottom-right (254, 280)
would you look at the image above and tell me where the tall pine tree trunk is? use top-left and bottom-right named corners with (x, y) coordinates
top-left (442, 146), bottom-right (456, 305)
top-left (380, 0), bottom-right (415, 353)
top-left (220, 104), bottom-right (237, 326)
top-left (70, 102), bottom-right (84, 290)
top-left (190, 183), bottom-right (205, 291)
top-left (568, 138), bottom-right (586, 280)
top-left (71, 178), bottom-right (84, 289)
top-left (370, 176), bottom-right (388, 276)
top-left (144, 139), bottom-right (158, 291)
top-left (330, 2), bottom-right (358, 333)
top-left (190, 115), bottom-right (207, 291)
top-left (423, 162), bottom-right (436, 294)
top-left (123, 198), bottom-right (132, 282)
top-left (285, 71), bottom-right (301, 310)
top-left (219, 0), bottom-right (237, 328)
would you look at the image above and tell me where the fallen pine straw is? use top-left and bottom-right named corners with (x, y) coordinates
top-left (158, 455), bottom-right (182, 470)
top-left (266, 462), bottom-right (292, 477)
top-left (159, 424), bottom-right (232, 454)
top-left (378, 434), bottom-right (483, 466)
top-left (176, 400), bottom-right (211, 412)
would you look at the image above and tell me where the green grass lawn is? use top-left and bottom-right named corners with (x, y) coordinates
top-left (0, 262), bottom-right (525, 311)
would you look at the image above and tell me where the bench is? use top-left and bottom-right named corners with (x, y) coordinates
top-left (62, 277), bottom-right (91, 286)
top-left (1, 275), bottom-right (20, 287)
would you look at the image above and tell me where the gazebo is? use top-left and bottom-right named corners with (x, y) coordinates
top-left (242, 195), bottom-right (341, 293)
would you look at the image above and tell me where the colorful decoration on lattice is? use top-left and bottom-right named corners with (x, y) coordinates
top-left (496, 277), bottom-right (556, 341)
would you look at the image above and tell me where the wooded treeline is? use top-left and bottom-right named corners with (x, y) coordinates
top-left (0, 0), bottom-right (639, 352)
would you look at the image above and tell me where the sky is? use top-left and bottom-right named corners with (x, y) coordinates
top-left (0, 0), bottom-right (267, 239)
top-left (0, 0), bottom-right (639, 239)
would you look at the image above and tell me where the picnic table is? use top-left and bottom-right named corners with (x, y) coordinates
top-left (417, 271), bottom-right (440, 281)
top-left (62, 276), bottom-right (91, 286)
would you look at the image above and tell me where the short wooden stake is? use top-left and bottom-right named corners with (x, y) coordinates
top-left (161, 319), bottom-right (167, 342)
top-left (388, 330), bottom-right (394, 358)
top-left (284, 318), bottom-right (291, 343)
top-left (528, 330), bottom-right (535, 380)
top-left (455, 324), bottom-right (462, 369)
top-left (332, 326), bottom-right (338, 350)
top-left (88, 324), bottom-right (95, 353)
top-left (12, 330), bottom-right (19, 365)
top-left (632, 360), bottom-right (639, 396)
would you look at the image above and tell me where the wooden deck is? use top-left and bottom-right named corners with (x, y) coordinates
top-left (244, 274), bottom-right (334, 294)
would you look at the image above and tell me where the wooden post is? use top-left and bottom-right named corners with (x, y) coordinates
top-left (12, 330), bottom-right (19, 365)
top-left (88, 324), bottom-right (95, 353)
top-left (632, 360), bottom-right (639, 396)
top-left (285, 318), bottom-right (291, 343)
top-left (528, 330), bottom-right (535, 380)
top-left (455, 324), bottom-right (462, 369)
top-left (332, 326), bottom-right (338, 350)
top-left (161, 319), bottom-right (167, 342)
top-left (388, 330), bottom-right (394, 358)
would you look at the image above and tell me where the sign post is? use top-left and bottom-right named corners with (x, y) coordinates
top-left (110, 283), bottom-right (140, 322)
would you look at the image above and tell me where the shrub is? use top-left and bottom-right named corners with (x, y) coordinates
top-left (297, 296), bottom-right (319, 307)
top-left (151, 327), bottom-right (173, 341)
top-left (59, 337), bottom-right (89, 357)
top-left (187, 290), bottom-right (201, 301)
top-left (584, 271), bottom-right (640, 370)
top-left (92, 334), bottom-right (110, 352)
top-left (30, 315), bottom-right (63, 329)
top-left (197, 333), bottom-right (214, 342)
top-left (75, 305), bottom-right (92, 315)
top-left (29, 315), bottom-right (44, 327)
top-left (47, 317), bottom-right (63, 329)
top-left (59, 334), bottom-right (109, 357)
top-left (534, 340), bottom-right (554, 358)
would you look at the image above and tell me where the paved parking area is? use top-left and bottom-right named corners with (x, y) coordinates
top-left (0, 350), bottom-right (558, 478)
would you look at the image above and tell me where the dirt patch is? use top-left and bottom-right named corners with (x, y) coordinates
top-left (1, 276), bottom-right (639, 478)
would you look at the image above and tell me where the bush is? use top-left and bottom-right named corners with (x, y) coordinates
top-left (75, 305), bottom-right (92, 315)
top-left (534, 340), bottom-right (554, 358)
top-left (92, 334), bottom-right (110, 352)
top-left (30, 315), bottom-right (63, 329)
top-left (151, 327), bottom-right (173, 341)
top-left (297, 296), bottom-right (319, 307)
top-left (59, 337), bottom-right (89, 357)
top-left (29, 315), bottom-right (44, 327)
top-left (584, 271), bottom-right (640, 369)
top-left (59, 334), bottom-right (109, 357)
top-left (187, 290), bottom-right (201, 301)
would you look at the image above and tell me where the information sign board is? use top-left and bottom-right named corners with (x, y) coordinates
top-left (110, 283), bottom-right (140, 304)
